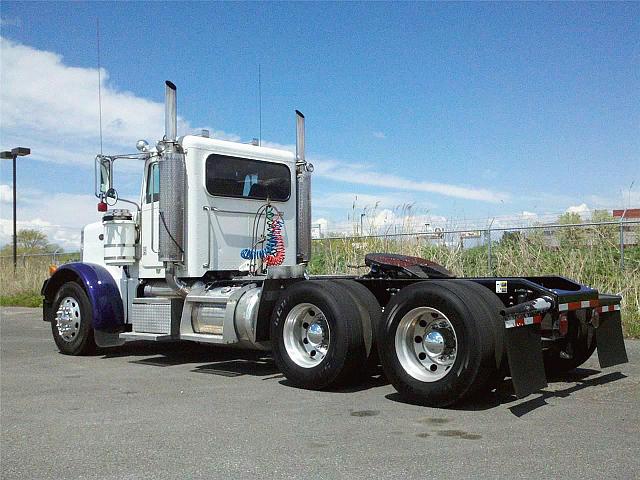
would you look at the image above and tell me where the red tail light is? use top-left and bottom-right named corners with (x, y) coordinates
top-left (97, 201), bottom-right (107, 212)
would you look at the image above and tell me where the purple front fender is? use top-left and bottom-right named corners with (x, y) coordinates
top-left (43, 262), bottom-right (125, 332)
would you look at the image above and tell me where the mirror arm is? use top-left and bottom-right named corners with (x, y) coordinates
top-left (115, 197), bottom-right (141, 213)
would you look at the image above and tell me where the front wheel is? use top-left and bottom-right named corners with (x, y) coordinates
top-left (50, 282), bottom-right (96, 355)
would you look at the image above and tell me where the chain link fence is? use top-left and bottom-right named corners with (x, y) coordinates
top-left (310, 219), bottom-right (640, 274)
top-left (309, 219), bottom-right (640, 336)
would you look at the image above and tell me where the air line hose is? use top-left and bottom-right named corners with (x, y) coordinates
top-left (240, 206), bottom-right (286, 266)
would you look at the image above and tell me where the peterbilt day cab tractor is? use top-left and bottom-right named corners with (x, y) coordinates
top-left (42, 82), bottom-right (628, 406)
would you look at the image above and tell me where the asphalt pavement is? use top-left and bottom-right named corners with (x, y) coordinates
top-left (1, 307), bottom-right (638, 479)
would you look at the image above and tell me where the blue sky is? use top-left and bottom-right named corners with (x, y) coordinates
top-left (0, 2), bottom-right (638, 247)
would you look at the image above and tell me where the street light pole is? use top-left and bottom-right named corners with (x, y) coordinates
top-left (12, 153), bottom-right (16, 272)
top-left (1, 147), bottom-right (31, 273)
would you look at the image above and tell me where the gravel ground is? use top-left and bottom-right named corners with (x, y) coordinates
top-left (1, 306), bottom-right (638, 479)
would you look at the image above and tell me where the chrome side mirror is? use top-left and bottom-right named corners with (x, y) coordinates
top-left (95, 156), bottom-right (113, 197)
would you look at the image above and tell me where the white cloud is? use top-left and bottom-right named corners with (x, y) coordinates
top-left (0, 36), bottom-right (241, 168)
top-left (0, 183), bottom-right (101, 249)
top-left (314, 160), bottom-right (508, 203)
top-left (565, 203), bottom-right (591, 217)
top-left (312, 205), bottom-right (449, 237)
top-left (0, 37), bottom-right (162, 163)
top-left (373, 131), bottom-right (386, 139)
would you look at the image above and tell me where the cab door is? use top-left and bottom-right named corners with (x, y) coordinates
top-left (140, 161), bottom-right (163, 278)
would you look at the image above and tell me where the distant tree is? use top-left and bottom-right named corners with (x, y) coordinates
top-left (500, 231), bottom-right (523, 246)
top-left (0, 229), bottom-right (62, 255)
top-left (591, 209), bottom-right (613, 222)
top-left (557, 212), bottom-right (584, 246)
top-left (590, 209), bottom-right (616, 244)
top-left (557, 212), bottom-right (582, 225)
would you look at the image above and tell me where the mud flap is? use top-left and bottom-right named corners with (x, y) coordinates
top-left (505, 326), bottom-right (548, 398)
top-left (94, 329), bottom-right (126, 348)
top-left (596, 311), bottom-right (628, 368)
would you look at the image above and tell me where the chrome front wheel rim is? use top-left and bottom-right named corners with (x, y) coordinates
top-left (283, 303), bottom-right (330, 368)
top-left (395, 306), bottom-right (458, 382)
top-left (55, 296), bottom-right (82, 342)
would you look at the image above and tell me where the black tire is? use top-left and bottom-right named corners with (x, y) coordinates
top-left (49, 282), bottom-right (96, 355)
top-left (270, 280), bottom-right (367, 389)
top-left (544, 311), bottom-right (596, 375)
top-left (332, 279), bottom-right (382, 361)
top-left (456, 281), bottom-right (508, 381)
top-left (378, 280), bottom-right (499, 407)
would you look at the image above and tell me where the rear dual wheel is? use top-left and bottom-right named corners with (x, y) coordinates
top-left (332, 279), bottom-right (382, 367)
top-left (270, 280), bottom-right (369, 389)
top-left (271, 278), bottom-right (504, 406)
top-left (378, 281), bottom-right (504, 407)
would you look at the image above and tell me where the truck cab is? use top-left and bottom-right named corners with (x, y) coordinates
top-left (137, 135), bottom-right (298, 278)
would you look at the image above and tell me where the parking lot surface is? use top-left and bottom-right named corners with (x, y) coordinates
top-left (1, 307), bottom-right (638, 479)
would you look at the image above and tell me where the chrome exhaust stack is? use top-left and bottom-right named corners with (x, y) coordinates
top-left (295, 110), bottom-right (312, 264)
top-left (165, 81), bottom-right (177, 141)
top-left (158, 81), bottom-right (187, 295)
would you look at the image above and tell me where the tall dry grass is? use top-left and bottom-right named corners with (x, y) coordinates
top-left (309, 224), bottom-right (640, 338)
top-left (0, 254), bottom-right (80, 306)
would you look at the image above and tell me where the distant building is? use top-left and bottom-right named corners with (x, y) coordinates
top-left (613, 208), bottom-right (640, 219)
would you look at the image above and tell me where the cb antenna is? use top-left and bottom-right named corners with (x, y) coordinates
top-left (96, 18), bottom-right (104, 155)
top-left (258, 63), bottom-right (262, 146)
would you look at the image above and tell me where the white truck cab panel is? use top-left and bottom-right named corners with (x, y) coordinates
top-left (180, 135), bottom-right (297, 277)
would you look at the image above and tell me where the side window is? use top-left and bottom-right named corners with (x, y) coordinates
top-left (205, 155), bottom-right (291, 201)
top-left (145, 163), bottom-right (159, 203)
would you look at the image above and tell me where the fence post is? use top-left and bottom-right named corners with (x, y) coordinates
top-left (619, 220), bottom-right (625, 271)
top-left (486, 229), bottom-right (493, 275)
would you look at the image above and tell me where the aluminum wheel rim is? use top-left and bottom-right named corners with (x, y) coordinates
top-left (283, 303), bottom-right (330, 368)
top-left (55, 296), bottom-right (82, 342)
top-left (395, 306), bottom-right (458, 382)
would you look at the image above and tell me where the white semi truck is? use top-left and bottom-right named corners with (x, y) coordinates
top-left (42, 81), bottom-right (628, 406)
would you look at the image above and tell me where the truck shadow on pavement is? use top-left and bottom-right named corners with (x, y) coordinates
top-left (101, 344), bottom-right (627, 411)
top-left (385, 368), bottom-right (628, 416)
top-left (101, 342), bottom-right (281, 377)
top-left (278, 368), bottom-right (391, 394)
top-left (102, 342), bottom-right (390, 388)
